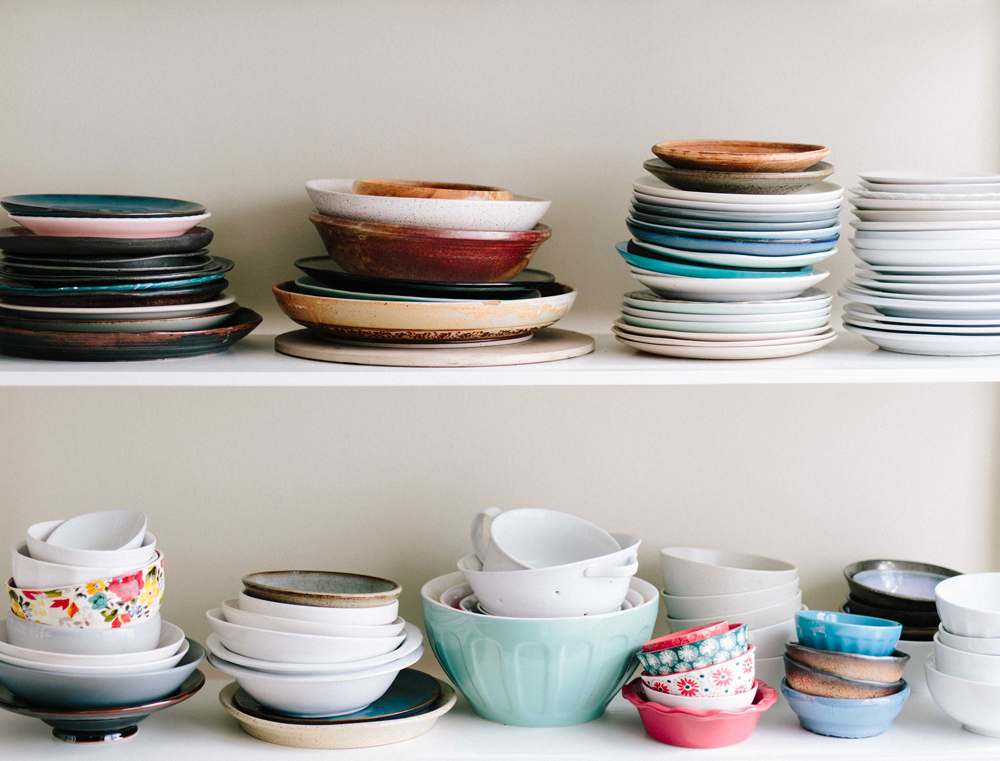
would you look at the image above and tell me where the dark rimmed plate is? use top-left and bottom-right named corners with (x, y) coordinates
top-left (0, 279), bottom-right (228, 308)
top-left (1, 194), bottom-right (206, 218)
top-left (0, 257), bottom-right (233, 287)
top-left (0, 307), bottom-right (261, 361)
top-left (295, 257), bottom-right (554, 300)
top-left (0, 226), bottom-right (214, 256)
top-left (840, 602), bottom-right (938, 642)
top-left (844, 560), bottom-right (961, 612)
top-left (1, 252), bottom-right (212, 271)
top-left (643, 158), bottom-right (835, 195)
top-left (845, 595), bottom-right (940, 628)
top-left (0, 670), bottom-right (204, 743)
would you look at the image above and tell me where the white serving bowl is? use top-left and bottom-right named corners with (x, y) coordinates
top-left (222, 599), bottom-right (405, 638)
top-left (237, 591), bottom-right (398, 626)
top-left (5, 611), bottom-right (162, 655)
top-left (938, 624), bottom-right (1000, 656)
top-left (0, 619), bottom-right (184, 667)
top-left (755, 654), bottom-right (785, 689)
top-left (660, 547), bottom-right (798, 596)
top-left (933, 632), bottom-right (1000, 683)
top-left (926, 654), bottom-right (1000, 736)
top-left (661, 578), bottom-right (800, 620)
top-left (640, 682), bottom-right (757, 712)
top-left (44, 510), bottom-right (147, 551)
top-left (936, 573), bottom-right (1000, 638)
top-left (10, 543), bottom-right (145, 589)
top-left (206, 609), bottom-right (404, 664)
top-left (666, 592), bottom-right (802, 633)
top-left (26, 520), bottom-right (156, 569)
top-left (747, 615), bottom-right (799, 659)
top-left (207, 643), bottom-right (424, 718)
top-left (0, 629), bottom-right (188, 675)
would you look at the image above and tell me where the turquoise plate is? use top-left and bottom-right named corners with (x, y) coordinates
top-left (630, 239), bottom-right (837, 270)
top-left (294, 276), bottom-right (475, 303)
top-left (616, 242), bottom-right (811, 279)
top-left (1, 194), bottom-right (206, 218)
top-left (0, 272), bottom-right (227, 293)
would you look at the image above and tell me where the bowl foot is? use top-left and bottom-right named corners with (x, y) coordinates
top-left (52, 724), bottom-right (138, 743)
top-left (963, 724), bottom-right (1000, 738)
top-left (798, 718), bottom-right (891, 739)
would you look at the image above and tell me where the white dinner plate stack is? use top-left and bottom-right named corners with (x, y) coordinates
top-left (842, 171), bottom-right (1000, 355)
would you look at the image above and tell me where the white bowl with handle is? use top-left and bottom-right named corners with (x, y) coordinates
top-left (222, 599), bottom-right (405, 638)
top-left (26, 520), bottom-right (156, 569)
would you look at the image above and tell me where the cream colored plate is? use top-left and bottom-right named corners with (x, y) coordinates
top-left (616, 332), bottom-right (836, 359)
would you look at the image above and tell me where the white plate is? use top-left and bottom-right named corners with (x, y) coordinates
top-left (620, 305), bottom-right (831, 323)
top-left (840, 288), bottom-right (1000, 319)
top-left (851, 279), bottom-right (1000, 297)
top-left (854, 229), bottom-right (1000, 240)
top-left (857, 271), bottom-right (1000, 284)
top-left (630, 268), bottom-right (829, 302)
top-left (862, 263), bottom-right (1000, 276)
top-left (613, 318), bottom-right (829, 342)
top-left (621, 312), bottom-right (829, 333)
top-left (852, 220), bottom-right (1000, 232)
top-left (632, 187), bottom-right (842, 214)
top-left (845, 325), bottom-right (1000, 356)
top-left (845, 283), bottom-right (1000, 302)
top-left (633, 210), bottom-right (839, 232)
top-left (616, 332), bottom-right (836, 359)
top-left (628, 216), bottom-right (841, 240)
top-left (853, 248), bottom-right (1000, 267)
top-left (633, 176), bottom-right (845, 205)
top-left (844, 317), bottom-right (1000, 335)
top-left (852, 197), bottom-right (1000, 211)
top-left (632, 239), bottom-right (838, 269)
top-left (860, 172), bottom-right (1000, 185)
top-left (853, 209), bottom-right (1000, 222)
top-left (634, 195), bottom-right (842, 222)
top-left (851, 237), bottom-right (1000, 250)
top-left (844, 303), bottom-right (1000, 327)
top-left (614, 324), bottom-right (836, 348)
top-left (622, 288), bottom-right (830, 316)
top-left (0, 296), bottom-right (236, 319)
top-left (851, 188), bottom-right (1000, 202)
top-left (859, 180), bottom-right (1000, 194)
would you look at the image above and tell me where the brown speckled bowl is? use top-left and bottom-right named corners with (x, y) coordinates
top-left (642, 159), bottom-right (834, 195)
top-left (242, 571), bottom-right (402, 609)
top-left (785, 643), bottom-right (909, 684)
top-left (783, 655), bottom-right (905, 699)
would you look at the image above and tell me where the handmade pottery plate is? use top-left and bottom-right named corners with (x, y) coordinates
top-left (630, 209), bottom-right (839, 233)
top-left (614, 319), bottom-right (831, 343)
top-left (616, 332), bottom-right (835, 359)
top-left (0, 279), bottom-right (228, 308)
top-left (632, 178), bottom-right (843, 212)
top-left (844, 324), bottom-right (1000, 356)
top-left (633, 199), bottom-right (841, 224)
top-left (652, 140), bottom-right (829, 173)
top-left (619, 243), bottom-right (813, 278)
top-left (1, 195), bottom-right (206, 218)
top-left (631, 268), bottom-right (829, 303)
top-left (624, 288), bottom-right (831, 315)
top-left (0, 257), bottom-right (233, 287)
top-left (643, 159), bottom-right (834, 195)
top-left (0, 306), bottom-right (239, 333)
top-left (0, 226), bottom-right (214, 256)
top-left (630, 239), bottom-right (837, 270)
top-left (0, 299), bottom-right (235, 321)
top-left (10, 213), bottom-right (211, 239)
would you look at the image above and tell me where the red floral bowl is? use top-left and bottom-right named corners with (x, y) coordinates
top-left (623, 678), bottom-right (776, 749)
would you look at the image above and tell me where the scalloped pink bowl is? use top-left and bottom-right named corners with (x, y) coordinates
top-left (623, 679), bottom-right (776, 748)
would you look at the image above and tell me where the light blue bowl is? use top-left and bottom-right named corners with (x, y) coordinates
top-left (616, 242), bottom-right (811, 279)
top-left (421, 572), bottom-right (657, 727)
top-left (796, 611), bottom-right (902, 656)
top-left (781, 679), bottom-right (909, 738)
top-left (627, 219), bottom-right (840, 256)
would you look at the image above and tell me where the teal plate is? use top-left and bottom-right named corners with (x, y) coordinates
top-left (617, 242), bottom-right (812, 279)
top-left (627, 215), bottom-right (841, 241)
top-left (1, 194), bottom-right (206, 218)
top-left (294, 276), bottom-right (475, 303)
top-left (0, 272), bottom-right (227, 293)
top-left (630, 239), bottom-right (837, 270)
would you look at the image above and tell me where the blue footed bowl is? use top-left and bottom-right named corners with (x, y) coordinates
top-left (781, 679), bottom-right (909, 738)
top-left (421, 572), bottom-right (657, 727)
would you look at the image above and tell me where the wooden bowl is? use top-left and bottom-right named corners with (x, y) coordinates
top-left (309, 212), bottom-right (550, 283)
top-left (352, 179), bottom-right (513, 202)
top-left (652, 141), bottom-right (830, 173)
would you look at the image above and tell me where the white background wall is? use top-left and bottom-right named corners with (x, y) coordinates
top-left (1, 1), bottom-right (999, 666)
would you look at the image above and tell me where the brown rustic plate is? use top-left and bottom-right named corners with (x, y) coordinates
top-left (643, 159), bottom-right (834, 195)
top-left (652, 140), bottom-right (830, 173)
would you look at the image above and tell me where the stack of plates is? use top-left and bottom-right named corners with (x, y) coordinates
top-left (841, 172), bottom-right (1000, 355)
top-left (615, 141), bottom-right (841, 359)
top-left (0, 195), bottom-right (260, 361)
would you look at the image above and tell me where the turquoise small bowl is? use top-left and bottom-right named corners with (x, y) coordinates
top-left (796, 611), bottom-right (901, 657)
top-left (781, 679), bottom-right (909, 738)
top-left (422, 572), bottom-right (657, 727)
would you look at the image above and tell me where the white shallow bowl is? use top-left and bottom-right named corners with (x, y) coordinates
top-left (0, 619), bottom-right (184, 668)
top-left (660, 547), bottom-right (799, 596)
top-left (306, 179), bottom-right (550, 232)
top-left (26, 520), bottom-right (156, 568)
top-left (221, 599), bottom-right (405, 638)
top-left (630, 268), bottom-right (829, 303)
top-left (640, 682), bottom-right (756, 712)
top-left (0, 626), bottom-right (188, 675)
top-left (622, 288), bottom-right (831, 316)
top-left (926, 654), bottom-right (1000, 737)
top-left (747, 614), bottom-right (799, 659)
top-left (937, 624), bottom-right (1000, 656)
top-left (667, 592), bottom-right (802, 633)
top-left (860, 171), bottom-right (1000, 185)
top-left (10, 543), bottom-right (145, 589)
top-left (5, 611), bottom-right (162, 655)
top-left (933, 632), bottom-right (1000, 684)
top-left (936, 574), bottom-right (1000, 638)
top-left (10, 213), bottom-right (210, 239)
top-left (237, 591), bottom-right (399, 626)
top-left (44, 510), bottom-right (147, 551)
top-left (661, 578), bottom-right (799, 620)
top-left (208, 644), bottom-right (424, 718)
top-left (207, 609), bottom-right (404, 664)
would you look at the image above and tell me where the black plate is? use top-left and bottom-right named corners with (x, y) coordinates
top-left (0, 226), bottom-right (214, 257)
top-left (295, 257), bottom-right (554, 300)
top-left (0, 257), bottom-right (233, 287)
top-left (1, 255), bottom-right (212, 277)
top-left (0, 279), bottom-right (228, 308)
top-left (1, 252), bottom-right (211, 270)
top-left (843, 560), bottom-right (961, 613)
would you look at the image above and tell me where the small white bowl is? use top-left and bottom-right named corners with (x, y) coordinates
top-left (665, 592), bottom-right (802, 633)
top-left (5, 611), bottom-right (162, 655)
top-left (660, 547), bottom-right (798, 597)
top-left (0, 619), bottom-right (184, 667)
top-left (640, 682), bottom-right (756, 712)
top-left (206, 609), bottom-right (404, 664)
top-left (44, 510), bottom-right (147, 551)
top-left (0, 632), bottom-right (187, 675)
top-left (207, 643), bottom-right (424, 718)
top-left (10, 543), bottom-right (145, 589)
top-left (237, 591), bottom-right (398, 626)
top-left (933, 632), bottom-right (1000, 683)
top-left (936, 573), bottom-right (1000, 638)
top-left (222, 599), bottom-right (405, 638)
top-left (661, 578), bottom-right (800, 620)
top-left (938, 624), bottom-right (1000, 656)
top-left (747, 614), bottom-right (799, 659)
top-left (926, 654), bottom-right (1000, 737)
top-left (26, 520), bottom-right (156, 569)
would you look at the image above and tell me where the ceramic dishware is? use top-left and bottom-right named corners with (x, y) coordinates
top-left (651, 141), bottom-right (830, 173)
top-left (0, 226), bottom-right (214, 257)
top-left (10, 213), bottom-right (211, 239)
top-left (661, 547), bottom-right (798, 596)
top-left (661, 579), bottom-right (800, 620)
top-left (746, 616), bottom-right (798, 659)
top-left (630, 267), bottom-right (829, 303)
top-left (5, 612), bottom-right (162, 655)
top-left (844, 597), bottom-right (940, 628)
top-left (936, 624), bottom-right (1000, 656)
top-left (0, 307), bottom-right (239, 335)
top-left (0, 296), bottom-right (235, 321)
top-left (351, 179), bottom-right (513, 201)
top-left (0, 633), bottom-right (188, 676)
top-left (667, 594), bottom-right (801, 632)
top-left (10, 544), bottom-right (145, 589)
top-left (926, 654), bottom-right (1000, 736)
top-left (1, 194), bottom-right (206, 217)
top-left (640, 682), bottom-right (756, 712)
top-left (783, 655), bottom-right (904, 699)
top-left (25, 520), bottom-right (156, 568)
top-left (844, 560), bottom-right (961, 612)
top-left (0, 618), bottom-right (182, 667)
top-left (44, 510), bottom-right (147, 551)
top-left (781, 679), bottom-right (909, 738)
top-left (785, 642), bottom-right (909, 683)
top-left (933, 632), bottom-right (1000, 683)
top-left (796, 611), bottom-right (902, 656)
top-left (935, 573), bottom-right (1000, 637)
top-left (640, 624), bottom-right (750, 676)
top-left (643, 159), bottom-right (834, 194)
top-left (640, 645), bottom-right (755, 697)
top-left (0, 278), bottom-right (228, 308)
top-left (241, 571), bottom-right (401, 610)
top-left (638, 621), bottom-right (736, 673)
top-left (236, 591), bottom-right (399, 626)
top-left (220, 600), bottom-right (405, 638)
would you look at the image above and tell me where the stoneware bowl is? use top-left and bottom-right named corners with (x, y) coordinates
top-left (796, 611), bottom-right (902, 656)
top-left (5, 612), bottom-right (162, 655)
top-left (236, 591), bottom-right (399, 626)
top-left (660, 547), bottom-right (798, 597)
top-left (746, 616), bottom-right (797, 659)
top-left (26, 520), bottom-right (157, 568)
top-left (844, 595), bottom-right (941, 628)
top-left (309, 212), bottom-right (550, 283)
top-left (783, 655), bottom-right (905, 699)
top-left (10, 543), bottom-right (145, 589)
top-left (667, 593), bottom-right (802, 633)
top-left (306, 179), bottom-right (550, 232)
top-left (785, 642), bottom-right (909, 683)
top-left (937, 623), bottom-right (1000, 656)
top-left (272, 280), bottom-right (577, 343)
top-left (651, 141), bottom-right (830, 173)
top-left (10, 213), bottom-right (211, 239)
top-left (844, 559), bottom-right (960, 612)
top-left (926, 654), bottom-right (1000, 736)
top-left (220, 599), bottom-right (405, 638)
top-left (350, 179), bottom-right (513, 201)
top-left (623, 679), bottom-right (775, 749)
top-left (422, 571), bottom-right (657, 727)
top-left (44, 511), bottom-right (147, 552)
top-left (643, 159), bottom-right (834, 195)
top-left (640, 646), bottom-right (755, 698)
top-left (639, 623), bottom-right (748, 675)
top-left (640, 681), bottom-right (756, 712)
top-left (781, 678), bottom-right (909, 738)
top-left (0, 618), bottom-right (182, 667)
top-left (242, 571), bottom-right (401, 610)
top-left (935, 573), bottom-right (1000, 638)
top-left (661, 579), bottom-right (799, 620)
top-left (933, 632), bottom-right (1000, 683)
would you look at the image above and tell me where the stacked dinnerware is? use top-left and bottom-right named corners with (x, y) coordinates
top-left (614, 140), bottom-right (841, 359)
top-left (0, 194), bottom-right (260, 361)
top-left (272, 179), bottom-right (593, 367)
top-left (208, 571), bottom-right (454, 749)
top-left (927, 573), bottom-right (1000, 736)
top-left (0, 510), bottom-right (204, 743)
top-left (659, 547), bottom-right (801, 688)
top-left (625, 622), bottom-right (775, 749)
top-left (841, 171), bottom-right (1000, 355)
top-left (782, 610), bottom-right (909, 738)
top-left (423, 507), bottom-right (656, 726)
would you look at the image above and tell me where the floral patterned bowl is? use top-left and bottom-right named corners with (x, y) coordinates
top-left (7, 551), bottom-right (164, 629)
top-left (641, 645), bottom-right (755, 697)
top-left (639, 623), bottom-right (748, 675)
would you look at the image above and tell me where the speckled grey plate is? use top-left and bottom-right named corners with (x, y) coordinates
top-left (242, 571), bottom-right (402, 609)
top-left (643, 159), bottom-right (834, 195)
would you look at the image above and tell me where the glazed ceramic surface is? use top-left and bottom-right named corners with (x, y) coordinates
top-left (783, 655), bottom-right (905, 699)
top-left (640, 682), bottom-right (756, 712)
top-left (5, 612), bottom-right (162, 655)
top-left (0, 257), bottom-right (233, 288)
top-left (642, 622), bottom-right (730, 651)
top-left (634, 176), bottom-right (844, 208)
top-left (662, 580), bottom-right (800, 620)
top-left (668, 594), bottom-right (802, 632)
top-left (0, 295), bottom-right (234, 320)
top-left (796, 611), bottom-right (902, 656)
top-left (619, 243), bottom-right (813, 278)
top-left (781, 678), bottom-right (909, 738)
top-left (844, 325), bottom-right (1000, 357)
top-left (10, 213), bottom-right (210, 239)
top-left (785, 642), bottom-right (909, 683)
top-left (242, 571), bottom-right (401, 609)
top-left (624, 289), bottom-right (830, 316)
top-left (237, 591), bottom-right (399, 626)
top-left (926, 654), bottom-right (1000, 737)
top-left (660, 547), bottom-right (799, 597)
top-left (44, 511), bottom-right (146, 551)
top-left (935, 573), bottom-right (1000, 638)
top-left (0, 630), bottom-right (187, 675)
top-left (628, 215), bottom-right (841, 241)
top-left (0, 618), bottom-right (182, 667)
top-left (631, 268), bottom-right (829, 302)
top-left (937, 624), bottom-right (1000, 656)
top-left (844, 596), bottom-right (940, 628)
top-left (933, 632), bottom-right (1000, 683)
top-left (0, 306), bottom-right (238, 334)
top-left (652, 140), bottom-right (829, 173)
top-left (25, 522), bottom-right (156, 568)
top-left (11, 544), bottom-right (145, 589)
top-left (615, 320), bottom-right (830, 344)
top-left (854, 209), bottom-right (1000, 223)
top-left (640, 646), bottom-right (755, 698)
top-left (0, 279), bottom-right (227, 308)
top-left (1, 194), bottom-right (205, 217)
top-left (633, 208), bottom-right (839, 232)
top-left (746, 617), bottom-right (797, 659)
top-left (221, 600), bottom-right (404, 638)
top-left (638, 624), bottom-right (749, 676)
top-left (294, 265), bottom-right (551, 300)
top-left (294, 277), bottom-right (472, 303)
top-left (643, 159), bottom-right (834, 195)
top-left (0, 226), bottom-right (214, 256)
top-left (839, 287), bottom-right (1000, 319)
top-left (634, 198), bottom-right (841, 224)
top-left (630, 242), bottom-right (836, 272)
top-left (628, 219), bottom-right (839, 255)
top-left (861, 171), bottom-right (1000, 185)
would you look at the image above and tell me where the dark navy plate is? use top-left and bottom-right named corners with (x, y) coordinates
top-left (0, 279), bottom-right (228, 308)
top-left (0, 226), bottom-right (214, 257)
top-left (0, 258), bottom-right (233, 287)
top-left (1, 194), bottom-right (206, 218)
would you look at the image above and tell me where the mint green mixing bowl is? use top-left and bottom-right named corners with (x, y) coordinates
top-left (421, 572), bottom-right (658, 727)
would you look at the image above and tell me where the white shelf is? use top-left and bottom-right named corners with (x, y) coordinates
top-left (0, 677), bottom-right (996, 759)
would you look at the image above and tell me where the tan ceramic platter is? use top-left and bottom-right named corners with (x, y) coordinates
top-left (273, 281), bottom-right (576, 342)
top-left (219, 680), bottom-right (456, 749)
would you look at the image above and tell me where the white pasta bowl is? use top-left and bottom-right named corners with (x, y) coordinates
top-left (666, 593), bottom-right (802, 633)
top-left (5, 611), bottom-right (162, 655)
top-left (660, 547), bottom-right (798, 597)
top-left (237, 591), bottom-right (398, 626)
top-left (935, 573), bottom-right (1000, 638)
top-left (10, 543), bottom-right (146, 589)
top-left (0, 631), bottom-right (188, 675)
top-left (661, 578), bottom-right (800, 620)
top-left (26, 520), bottom-right (157, 569)
top-left (937, 624), bottom-right (1000, 656)
top-left (222, 599), bottom-right (405, 638)
top-left (926, 654), bottom-right (1000, 737)
top-left (0, 618), bottom-right (184, 667)
top-left (933, 632), bottom-right (1000, 684)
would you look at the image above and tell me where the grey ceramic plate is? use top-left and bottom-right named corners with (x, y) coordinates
top-left (643, 159), bottom-right (834, 195)
top-left (0, 305), bottom-right (238, 333)
top-left (242, 571), bottom-right (402, 609)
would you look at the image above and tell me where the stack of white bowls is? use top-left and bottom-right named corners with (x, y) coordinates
top-left (660, 548), bottom-right (802, 688)
top-left (927, 573), bottom-right (1000, 736)
top-left (206, 571), bottom-right (423, 718)
top-left (842, 171), bottom-right (1000, 355)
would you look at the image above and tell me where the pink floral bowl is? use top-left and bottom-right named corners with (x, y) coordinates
top-left (7, 551), bottom-right (164, 629)
top-left (641, 644), bottom-right (755, 697)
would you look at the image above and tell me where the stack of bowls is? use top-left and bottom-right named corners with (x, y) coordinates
top-left (0, 194), bottom-right (260, 360)
top-left (0, 510), bottom-right (204, 743)
top-left (422, 507), bottom-right (655, 726)
top-left (273, 179), bottom-right (592, 367)
top-left (207, 570), bottom-right (452, 749)
top-left (659, 547), bottom-right (802, 687)
top-left (841, 172), bottom-right (1000, 356)
top-left (782, 610), bottom-right (909, 738)
top-left (927, 573), bottom-right (1000, 737)
top-left (614, 140), bottom-right (841, 359)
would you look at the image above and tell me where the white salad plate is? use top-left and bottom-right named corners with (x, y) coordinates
top-left (613, 319), bottom-right (829, 342)
top-left (844, 317), bottom-right (1000, 336)
top-left (634, 196), bottom-right (842, 223)
top-left (852, 220), bottom-right (1000, 232)
top-left (845, 284), bottom-right (1000, 303)
top-left (854, 229), bottom-right (1000, 241)
top-left (840, 288), bottom-right (1000, 319)
top-left (615, 324), bottom-right (835, 348)
top-left (851, 279), bottom-right (1000, 297)
top-left (859, 180), bottom-right (1000, 194)
top-left (860, 172), bottom-right (1000, 185)
top-left (853, 209), bottom-right (1000, 223)
top-left (851, 189), bottom-right (1000, 202)
top-left (620, 313), bottom-right (829, 334)
top-left (621, 305), bottom-right (830, 323)
top-left (631, 239), bottom-right (837, 269)
top-left (862, 263), bottom-right (1000, 276)
top-left (844, 304), bottom-right (1000, 327)
top-left (632, 189), bottom-right (842, 215)
top-left (845, 325), bottom-right (1000, 356)
top-left (630, 268), bottom-right (829, 303)
top-left (851, 237), bottom-right (1000, 250)
top-left (857, 271), bottom-right (1000, 284)
top-left (616, 332), bottom-right (836, 359)
top-left (622, 288), bottom-right (830, 315)
top-left (633, 177), bottom-right (845, 205)
top-left (852, 197), bottom-right (1000, 211)
top-left (853, 248), bottom-right (1000, 267)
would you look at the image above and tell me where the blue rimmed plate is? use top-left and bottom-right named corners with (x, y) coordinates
top-left (630, 239), bottom-right (837, 270)
top-left (1, 194), bottom-right (206, 218)
top-left (617, 242), bottom-right (811, 279)
top-left (0, 271), bottom-right (228, 293)
top-left (627, 219), bottom-right (839, 255)
top-left (629, 208), bottom-right (840, 233)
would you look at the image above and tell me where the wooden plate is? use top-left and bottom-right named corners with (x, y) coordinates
top-left (352, 179), bottom-right (512, 201)
top-left (652, 140), bottom-right (830, 173)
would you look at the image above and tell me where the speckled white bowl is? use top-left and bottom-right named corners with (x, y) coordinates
top-left (306, 179), bottom-right (550, 232)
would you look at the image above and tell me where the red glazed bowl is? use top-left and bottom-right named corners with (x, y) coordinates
top-left (309, 212), bottom-right (551, 283)
top-left (622, 678), bottom-right (776, 749)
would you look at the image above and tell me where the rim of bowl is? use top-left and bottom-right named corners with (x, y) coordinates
top-left (797, 610), bottom-right (902, 632)
top-left (843, 559), bottom-right (961, 604)
top-left (624, 678), bottom-right (776, 717)
top-left (306, 179), bottom-right (550, 206)
top-left (660, 547), bottom-right (797, 574)
top-left (241, 571), bottom-right (402, 605)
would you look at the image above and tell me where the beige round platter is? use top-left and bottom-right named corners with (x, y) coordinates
top-left (275, 328), bottom-right (595, 367)
top-left (218, 680), bottom-right (457, 749)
